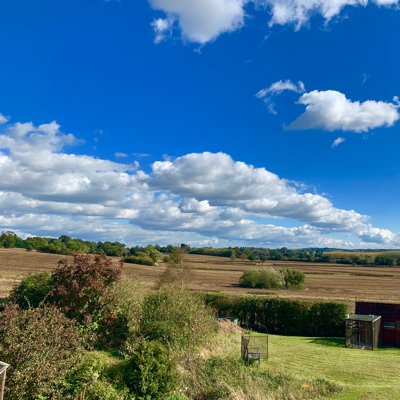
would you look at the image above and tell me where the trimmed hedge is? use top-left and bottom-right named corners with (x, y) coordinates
top-left (204, 293), bottom-right (347, 337)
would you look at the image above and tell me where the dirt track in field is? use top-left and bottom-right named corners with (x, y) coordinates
top-left (1, 249), bottom-right (400, 307)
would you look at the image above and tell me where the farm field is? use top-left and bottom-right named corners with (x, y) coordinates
top-left (1, 249), bottom-right (400, 304)
top-left (262, 334), bottom-right (400, 400)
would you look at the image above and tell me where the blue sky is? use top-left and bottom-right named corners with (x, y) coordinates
top-left (0, 0), bottom-right (399, 248)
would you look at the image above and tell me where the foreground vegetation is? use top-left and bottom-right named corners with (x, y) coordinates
top-left (0, 252), bottom-right (344, 400)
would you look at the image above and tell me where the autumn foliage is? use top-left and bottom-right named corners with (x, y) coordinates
top-left (48, 254), bottom-right (122, 323)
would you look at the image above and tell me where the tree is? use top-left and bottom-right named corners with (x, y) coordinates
top-left (0, 231), bottom-right (18, 248)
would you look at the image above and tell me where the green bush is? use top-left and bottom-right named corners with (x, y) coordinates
top-left (83, 380), bottom-right (127, 400)
top-left (10, 272), bottom-right (54, 309)
top-left (62, 351), bottom-right (128, 400)
top-left (140, 289), bottom-right (217, 351)
top-left (239, 267), bottom-right (304, 290)
top-left (280, 268), bottom-right (305, 289)
top-left (0, 305), bottom-right (82, 400)
top-left (96, 278), bottom-right (146, 350)
top-left (123, 255), bottom-right (155, 266)
top-left (124, 341), bottom-right (178, 400)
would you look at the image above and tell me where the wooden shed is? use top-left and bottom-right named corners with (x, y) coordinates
top-left (355, 301), bottom-right (400, 347)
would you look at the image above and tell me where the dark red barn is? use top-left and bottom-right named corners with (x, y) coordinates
top-left (355, 301), bottom-right (400, 347)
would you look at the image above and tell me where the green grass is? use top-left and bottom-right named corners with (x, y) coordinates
top-left (264, 334), bottom-right (400, 400)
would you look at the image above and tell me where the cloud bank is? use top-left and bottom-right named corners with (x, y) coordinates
top-left (0, 114), bottom-right (397, 248)
top-left (148, 0), bottom-right (400, 44)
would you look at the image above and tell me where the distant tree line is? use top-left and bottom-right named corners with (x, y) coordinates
top-left (0, 231), bottom-right (161, 265)
top-left (187, 245), bottom-right (400, 267)
top-left (1, 231), bottom-right (399, 267)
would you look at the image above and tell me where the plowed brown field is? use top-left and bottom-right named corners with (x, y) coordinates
top-left (1, 249), bottom-right (400, 307)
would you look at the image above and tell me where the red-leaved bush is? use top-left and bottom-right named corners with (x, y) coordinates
top-left (48, 254), bottom-right (122, 324)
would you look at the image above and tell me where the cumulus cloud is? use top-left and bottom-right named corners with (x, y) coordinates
top-left (288, 90), bottom-right (400, 132)
top-left (0, 114), bottom-right (397, 247)
top-left (147, 0), bottom-right (400, 44)
top-left (149, 0), bottom-right (245, 44)
top-left (149, 152), bottom-right (397, 244)
top-left (256, 79), bottom-right (305, 114)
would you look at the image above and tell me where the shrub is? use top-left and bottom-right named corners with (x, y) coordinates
top-left (239, 267), bottom-right (304, 290)
top-left (61, 351), bottom-right (128, 400)
top-left (0, 305), bottom-right (81, 400)
top-left (239, 268), bottom-right (284, 289)
top-left (140, 289), bottom-right (217, 351)
top-left (123, 254), bottom-right (155, 266)
top-left (82, 380), bottom-right (126, 400)
top-left (124, 340), bottom-right (178, 400)
top-left (10, 272), bottom-right (54, 309)
top-left (96, 278), bottom-right (146, 350)
top-left (48, 254), bottom-right (122, 324)
top-left (280, 268), bottom-right (305, 289)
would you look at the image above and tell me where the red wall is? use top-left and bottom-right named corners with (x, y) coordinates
top-left (355, 302), bottom-right (400, 347)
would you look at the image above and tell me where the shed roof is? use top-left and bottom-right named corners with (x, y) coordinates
top-left (346, 314), bottom-right (381, 322)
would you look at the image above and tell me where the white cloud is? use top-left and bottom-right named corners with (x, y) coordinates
top-left (0, 114), bottom-right (397, 247)
top-left (255, 0), bottom-right (399, 28)
top-left (149, 0), bottom-right (245, 44)
top-left (149, 152), bottom-right (398, 245)
top-left (151, 17), bottom-right (174, 43)
top-left (256, 80), bottom-right (305, 99)
top-left (0, 113), bottom-right (9, 124)
top-left (331, 137), bottom-right (346, 148)
top-left (288, 90), bottom-right (400, 132)
top-left (147, 0), bottom-right (399, 44)
top-left (256, 79), bottom-right (305, 114)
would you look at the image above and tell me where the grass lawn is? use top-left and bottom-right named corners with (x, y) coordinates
top-left (264, 335), bottom-right (400, 400)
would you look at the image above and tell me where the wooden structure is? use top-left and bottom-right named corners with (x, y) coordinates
top-left (0, 362), bottom-right (10, 400)
top-left (345, 314), bottom-right (381, 350)
top-left (356, 302), bottom-right (400, 347)
top-left (241, 334), bottom-right (268, 365)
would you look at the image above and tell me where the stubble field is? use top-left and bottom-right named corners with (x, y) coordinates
top-left (1, 249), bottom-right (400, 306)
